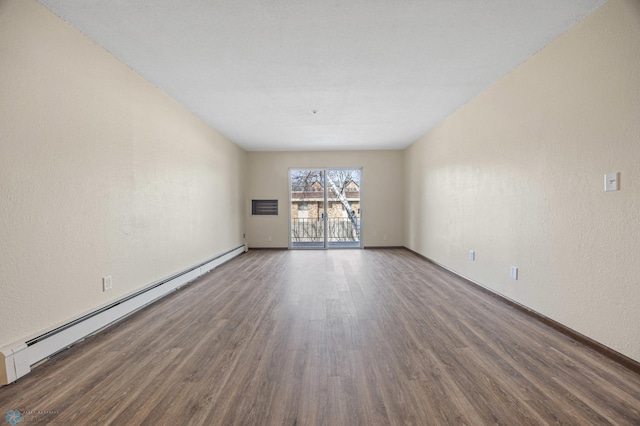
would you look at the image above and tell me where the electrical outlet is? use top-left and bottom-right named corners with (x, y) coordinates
top-left (469, 250), bottom-right (475, 261)
top-left (383, 234), bottom-right (388, 241)
top-left (243, 233), bottom-right (246, 239)
top-left (102, 276), bottom-right (113, 292)
top-left (510, 267), bottom-right (518, 280)
top-left (268, 235), bottom-right (272, 242)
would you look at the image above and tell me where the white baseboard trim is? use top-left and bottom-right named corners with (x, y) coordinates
top-left (1, 245), bottom-right (245, 386)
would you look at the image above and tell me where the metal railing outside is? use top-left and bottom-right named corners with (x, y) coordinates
top-left (291, 218), bottom-right (360, 242)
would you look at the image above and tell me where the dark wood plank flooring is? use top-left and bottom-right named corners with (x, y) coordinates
top-left (1, 249), bottom-right (639, 425)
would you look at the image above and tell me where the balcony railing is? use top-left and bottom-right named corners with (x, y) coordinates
top-left (291, 218), bottom-right (360, 242)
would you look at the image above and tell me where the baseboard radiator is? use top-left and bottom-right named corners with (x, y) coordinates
top-left (1, 244), bottom-right (248, 386)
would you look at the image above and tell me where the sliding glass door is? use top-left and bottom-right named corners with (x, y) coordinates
top-left (289, 168), bottom-right (362, 249)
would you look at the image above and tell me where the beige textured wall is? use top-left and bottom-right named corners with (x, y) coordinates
top-left (0, 0), bottom-right (246, 348)
top-left (404, 0), bottom-right (640, 362)
top-left (247, 151), bottom-right (403, 248)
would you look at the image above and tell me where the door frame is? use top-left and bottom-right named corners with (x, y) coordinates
top-left (288, 167), bottom-right (363, 249)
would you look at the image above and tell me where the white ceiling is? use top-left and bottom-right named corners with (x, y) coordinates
top-left (38, 0), bottom-right (606, 151)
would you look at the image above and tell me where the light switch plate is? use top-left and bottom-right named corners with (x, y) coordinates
top-left (604, 172), bottom-right (620, 192)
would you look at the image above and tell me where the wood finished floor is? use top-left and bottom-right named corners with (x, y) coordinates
top-left (1, 249), bottom-right (639, 425)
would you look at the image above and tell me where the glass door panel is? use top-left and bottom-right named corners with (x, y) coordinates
top-left (326, 169), bottom-right (361, 248)
top-left (290, 169), bottom-right (325, 248)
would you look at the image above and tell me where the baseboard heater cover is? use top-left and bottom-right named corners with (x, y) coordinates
top-left (0, 244), bottom-right (246, 386)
